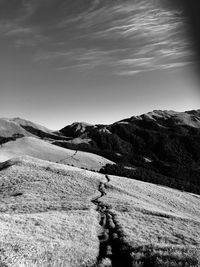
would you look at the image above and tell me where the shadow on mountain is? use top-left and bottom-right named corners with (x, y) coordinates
top-left (58, 110), bottom-right (200, 195)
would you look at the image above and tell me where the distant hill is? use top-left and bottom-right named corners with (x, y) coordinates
top-left (0, 118), bottom-right (67, 142)
top-left (61, 122), bottom-right (93, 138)
top-left (0, 156), bottom-right (199, 266)
top-left (0, 137), bottom-right (114, 171)
top-left (0, 118), bottom-right (32, 138)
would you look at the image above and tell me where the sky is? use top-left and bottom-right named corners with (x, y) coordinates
top-left (0, 0), bottom-right (200, 130)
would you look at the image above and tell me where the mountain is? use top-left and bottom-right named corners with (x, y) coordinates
top-left (0, 118), bottom-right (32, 138)
top-left (0, 117), bottom-right (67, 143)
top-left (57, 109), bottom-right (200, 194)
top-left (61, 122), bottom-right (93, 138)
top-left (12, 117), bottom-right (54, 133)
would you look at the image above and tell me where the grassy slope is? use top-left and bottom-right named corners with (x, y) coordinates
top-left (0, 157), bottom-right (200, 266)
top-left (11, 117), bottom-right (55, 134)
top-left (0, 137), bottom-right (114, 171)
top-left (0, 156), bottom-right (105, 266)
top-left (101, 175), bottom-right (200, 266)
top-left (0, 118), bottom-right (31, 138)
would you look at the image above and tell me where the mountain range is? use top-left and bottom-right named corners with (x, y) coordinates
top-left (1, 109), bottom-right (200, 194)
top-left (0, 109), bottom-right (200, 266)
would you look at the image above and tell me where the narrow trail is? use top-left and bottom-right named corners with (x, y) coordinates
top-left (92, 175), bottom-right (132, 267)
top-left (59, 150), bottom-right (78, 163)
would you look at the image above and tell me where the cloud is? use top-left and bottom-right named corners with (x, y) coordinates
top-left (0, 0), bottom-right (195, 76)
top-left (4, 26), bottom-right (32, 36)
top-left (0, 1), bottom-right (47, 47)
top-left (35, 48), bottom-right (117, 72)
top-left (56, 1), bottom-right (194, 75)
top-left (75, 1), bottom-right (194, 75)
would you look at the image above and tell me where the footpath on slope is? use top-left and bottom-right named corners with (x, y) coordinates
top-left (92, 175), bottom-right (132, 267)
top-left (59, 150), bottom-right (78, 163)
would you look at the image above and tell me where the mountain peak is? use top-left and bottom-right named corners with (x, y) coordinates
top-left (60, 122), bottom-right (93, 138)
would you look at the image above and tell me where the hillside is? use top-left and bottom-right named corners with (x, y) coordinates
top-left (0, 156), bottom-right (199, 266)
top-left (0, 118), bottom-right (66, 143)
top-left (0, 136), bottom-right (114, 171)
top-left (58, 109), bottom-right (200, 195)
top-left (100, 174), bottom-right (200, 266)
top-left (1, 110), bottom-right (200, 194)
top-left (0, 156), bottom-right (102, 266)
top-left (0, 118), bottom-right (32, 138)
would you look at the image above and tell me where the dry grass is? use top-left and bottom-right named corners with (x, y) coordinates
top-left (104, 175), bottom-right (200, 220)
top-left (114, 210), bottom-right (200, 247)
top-left (0, 156), bottom-right (107, 213)
top-left (129, 244), bottom-right (199, 267)
top-left (0, 210), bottom-right (100, 267)
top-left (0, 156), bottom-right (200, 266)
top-left (100, 175), bottom-right (200, 266)
top-left (0, 137), bottom-right (114, 171)
top-left (0, 156), bottom-right (107, 266)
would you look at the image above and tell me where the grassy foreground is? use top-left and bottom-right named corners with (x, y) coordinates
top-left (100, 175), bottom-right (200, 266)
top-left (0, 156), bottom-right (103, 266)
top-left (0, 156), bottom-right (199, 266)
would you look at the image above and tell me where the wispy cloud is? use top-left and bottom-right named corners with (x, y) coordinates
top-left (70, 0), bottom-right (194, 75)
top-left (0, 1), bottom-right (48, 47)
top-left (57, 1), bottom-right (194, 75)
top-left (5, 26), bottom-right (32, 36)
top-left (35, 48), bottom-right (118, 72)
top-left (0, 0), bottom-right (195, 76)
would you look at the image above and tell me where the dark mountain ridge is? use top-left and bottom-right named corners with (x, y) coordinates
top-left (1, 109), bottom-right (200, 194)
top-left (58, 109), bottom-right (200, 194)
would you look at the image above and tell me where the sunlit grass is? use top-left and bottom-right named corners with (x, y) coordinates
top-left (0, 156), bottom-right (105, 266)
top-left (0, 210), bottom-right (100, 267)
top-left (0, 156), bottom-right (200, 266)
top-left (100, 175), bottom-right (200, 266)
